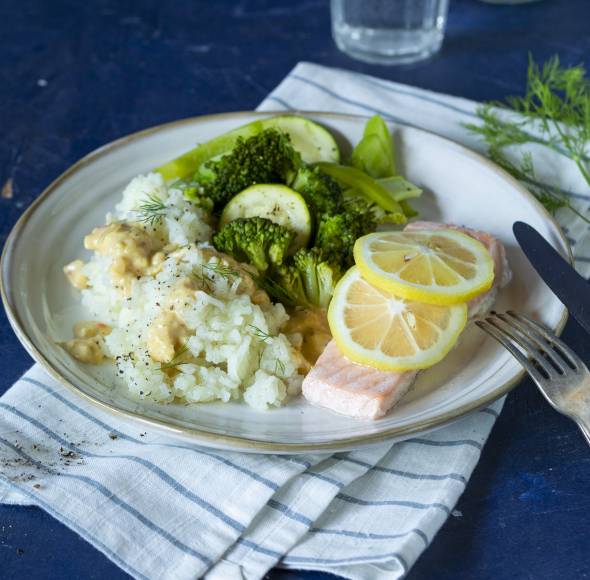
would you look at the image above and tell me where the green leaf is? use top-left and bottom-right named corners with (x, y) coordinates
top-left (376, 176), bottom-right (422, 202)
top-left (399, 200), bottom-right (419, 219)
top-left (316, 163), bottom-right (405, 220)
top-left (351, 115), bottom-right (396, 178)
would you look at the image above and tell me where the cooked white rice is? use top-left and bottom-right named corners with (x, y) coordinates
top-left (75, 172), bottom-right (304, 410)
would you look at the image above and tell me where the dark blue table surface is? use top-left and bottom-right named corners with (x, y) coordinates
top-left (1, 1), bottom-right (590, 578)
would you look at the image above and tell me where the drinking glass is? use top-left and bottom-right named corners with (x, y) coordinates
top-left (331, 0), bottom-right (450, 65)
top-left (479, 0), bottom-right (541, 3)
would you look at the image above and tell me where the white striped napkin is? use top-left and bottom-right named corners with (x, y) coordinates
top-left (1, 62), bottom-right (588, 580)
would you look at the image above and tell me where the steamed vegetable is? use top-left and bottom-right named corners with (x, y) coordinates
top-left (220, 184), bottom-right (311, 251)
top-left (376, 176), bottom-right (422, 202)
top-left (346, 115), bottom-right (422, 221)
top-left (212, 217), bottom-right (294, 273)
top-left (157, 123), bottom-right (262, 183)
top-left (262, 116), bottom-right (341, 166)
top-left (291, 165), bottom-right (343, 219)
top-left (266, 249), bottom-right (343, 309)
top-left (196, 129), bottom-right (301, 211)
top-left (315, 198), bottom-right (377, 268)
top-left (156, 116), bottom-right (340, 182)
top-left (351, 115), bottom-right (396, 178)
top-left (399, 200), bottom-right (419, 218)
top-left (344, 175), bottom-right (422, 224)
top-left (316, 163), bottom-right (407, 224)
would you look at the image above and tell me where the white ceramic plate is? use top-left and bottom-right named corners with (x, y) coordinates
top-left (1, 111), bottom-right (569, 453)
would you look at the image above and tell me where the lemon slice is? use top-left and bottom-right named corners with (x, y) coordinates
top-left (354, 230), bottom-right (494, 305)
top-left (328, 267), bottom-right (467, 371)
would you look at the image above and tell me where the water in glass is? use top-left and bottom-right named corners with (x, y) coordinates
top-left (331, 0), bottom-right (450, 65)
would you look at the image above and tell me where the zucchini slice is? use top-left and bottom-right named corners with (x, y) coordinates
top-left (220, 184), bottom-right (311, 251)
top-left (261, 116), bottom-right (340, 166)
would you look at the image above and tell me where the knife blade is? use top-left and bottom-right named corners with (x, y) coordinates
top-left (513, 221), bottom-right (590, 335)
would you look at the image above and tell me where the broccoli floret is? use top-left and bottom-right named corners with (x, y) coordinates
top-left (292, 248), bottom-right (343, 309)
top-left (315, 198), bottom-right (377, 268)
top-left (291, 167), bottom-right (377, 267)
top-left (197, 129), bottom-right (301, 211)
top-left (267, 248), bottom-right (342, 309)
top-left (291, 166), bottom-right (343, 218)
top-left (212, 217), bottom-right (294, 273)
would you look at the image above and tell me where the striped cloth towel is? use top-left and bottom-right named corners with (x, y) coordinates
top-left (1, 62), bottom-right (588, 580)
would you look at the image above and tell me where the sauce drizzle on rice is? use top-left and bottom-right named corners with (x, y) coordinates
top-left (84, 223), bottom-right (166, 295)
top-left (61, 172), bottom-right (307, 411)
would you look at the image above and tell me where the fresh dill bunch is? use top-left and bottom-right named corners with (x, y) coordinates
top-left (465, 54), bottom-right (590, 223)
top-left (508, 56), bottom-right (590, 160)
top-left (489, 149), bottom-right (588, 221)
top-left (467, 105), bottom-right (534, 150)
top-left (136, 194), bottom-right (167, 226)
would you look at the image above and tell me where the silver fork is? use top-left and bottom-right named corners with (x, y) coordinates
top-left (476, 311), bottom-right (590, 446)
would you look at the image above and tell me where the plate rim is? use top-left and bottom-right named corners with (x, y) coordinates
top-left (0, 110), bottom-right (571, 453)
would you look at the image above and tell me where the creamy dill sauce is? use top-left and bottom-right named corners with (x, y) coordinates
top-left (166, 277), bottom-right (200, 309)
top-left (62, 321), bottom-right (111, 364)
top-left (63, 259), bottom-right (88, 290)
top-left (283, 308), bottom-right (332, 369)
top-left (198, 248), bottom-right (270, 306)
top-left (84, 223), bottom-right (165, 295)
top-left (147, 310), bottom-right (190, 363)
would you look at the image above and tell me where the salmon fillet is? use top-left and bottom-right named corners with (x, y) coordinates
top-left (302, 222), bottom-right (511, 420)
top-left (302, 340), bottom-right (418, 420)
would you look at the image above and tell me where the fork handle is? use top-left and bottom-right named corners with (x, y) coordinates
top-left (575, 417), bottom-right (590, 447)
top-left (571, 399), bottom-right (590, 446)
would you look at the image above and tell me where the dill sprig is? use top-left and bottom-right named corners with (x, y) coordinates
top-left (192, 269), bottom-right (212, 292)
top-left (202, 262), bottom-right (239, 282)
top-left (274, 358), bottom-right (286, 375)
top-left (158, 343), bottom-right (190, 372)
top-left (136, 194), bottom-right (167, 227)
top-left (255, 347), bottom-right (286, 376)
top-left (248, 325), bottom-right (272, 342)
top-left (257, 348), bottom-right (265, 368)
top-left (465, 55), bottom-right (590, 223)
top-left (488, 149), bottom-right (589, 223)
top-left (192, 262), bottom-right (239, 292)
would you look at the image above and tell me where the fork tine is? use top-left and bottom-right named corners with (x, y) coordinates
top-left (475, 320), bottom-right (546, 383)
top-left (490, 312), bottom-right (565, 374)
top-left (506, 310), bottom-right (582, 370)
top-left (484, 315), bottom-right (558, 378)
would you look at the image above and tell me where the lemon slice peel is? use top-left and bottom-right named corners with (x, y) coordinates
top-left (328, 267), bottom-right (468, 372)
top-left (353, 229), bottom-right (495, 306)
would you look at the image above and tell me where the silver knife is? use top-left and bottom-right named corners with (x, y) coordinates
top-left (513, 221), bottom-right (590, 334)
